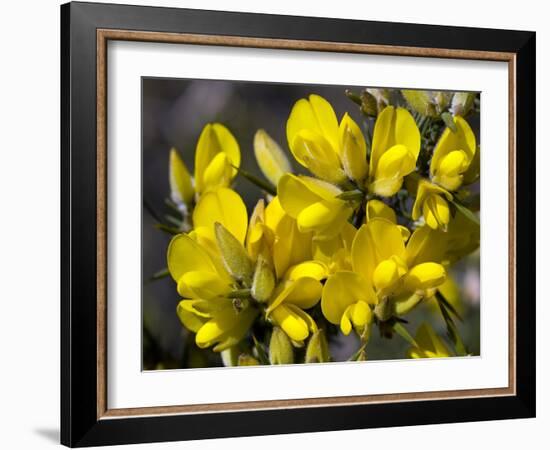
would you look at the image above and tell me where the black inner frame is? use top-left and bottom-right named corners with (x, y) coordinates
top-left (61, 2), bottom-right (536, 447)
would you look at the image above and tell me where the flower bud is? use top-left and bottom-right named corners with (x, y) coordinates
top-left (254, 129), bottom-right (293, 187)
top-left (305, 329), bottom-right (330, 363)
top-left (269, 327), bottom-right (294, 365)
top-left (360, 90), bottom-right (378, 116)
top-left (251, 255), bottom-right (275, 303)
top-left (450, 92), bottom-right (476, 117)
top-left (169, 148), bottom-right (194, 207)
top-left (402, 90), bottom-right (437, 117)
top-left (214, 222), bottom-right (254, 283)
top-left (365, 88), bottom-right (390, 114)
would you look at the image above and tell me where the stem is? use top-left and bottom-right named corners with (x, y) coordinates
top-left (232, 165), bottom-right (277, 196)
top-left (227, 288), bottom-right (252, 299)
top-left (337, 189), bottom-right (364, 201)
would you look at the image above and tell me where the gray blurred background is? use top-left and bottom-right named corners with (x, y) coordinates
top-left (142, 78), bottom-right (480, 370)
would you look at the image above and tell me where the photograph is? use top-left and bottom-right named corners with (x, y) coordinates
top-left (141, 79), bottom-right (481, 370)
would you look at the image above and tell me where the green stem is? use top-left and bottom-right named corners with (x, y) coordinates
top-left (233, 165), bottom-right (277, 196)
top-left (337, 189), bottom-right (364, 201)
top-left (227, 288), bottom-right (252, 299)
top-left (347, 340), bottom-right (369, 362)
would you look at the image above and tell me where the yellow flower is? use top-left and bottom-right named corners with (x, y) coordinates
top-left (411, 179), bottom-right (454, 230)
top-left (177, 298), bottom-right (258, 351)
top-left (265, 261), bottom-right (327, 343)
top-left (365, 199), bottom-right (411, 241)
top-left (278, 173), bottom-right (354, 240)
top-left (260, 196), bottom-right (313, 278)
top-left (407, 323), bottom-right (451, 358)
top-left (322, 218), bottom-right (447, 334)
top-left (167, 188), bottom-right (258, 351)
top-left (368, 106), bottom-right (421, 197)
top-left (194, 123), bottom-right (241, 196)
top-left (406, 209), bottom-right (479, 267)
top-left (322, 271), bottom-right (376, 335)
top-left (168, 233), bottom-right (258, 351)
top-left (430, 116), bottom-right (476, 191)
top-left (286, 94), bottom-right (367, 185)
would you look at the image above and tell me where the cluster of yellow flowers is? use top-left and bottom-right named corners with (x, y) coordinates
top-left (164, 89), bottom-right (480, 365)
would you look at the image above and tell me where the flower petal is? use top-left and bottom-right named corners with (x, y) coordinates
top-left (321, 271), bottom-right (376, 325)
top-left (167, 233), bottom-right (217, 282)
top-left (202, 152), bottom-right (233, 192)
top-left (284, 261), bottom-right (328, 281)
top-left (194, 123), bottom-right (240, 194)
top-left (430, 115), bottom-right (476, 180)
top-left (404, 262), bottom-right (446, 292)
top-left (370, 106), bottom-right (420, 179)
top-left (270, 304), bottom-right (311, 342)
top-left (193, 188), bottom-right (248, 245)
top-left (296, 199), bottom-right (352, 238)
top-left (179, 270), bottom-right (232, 299)
top-left (339, 113), bottom-right (368, 182)
top-left (351, 219), bottom-right (406, 281)
top-left (366, 199), bottom-right (397, 223)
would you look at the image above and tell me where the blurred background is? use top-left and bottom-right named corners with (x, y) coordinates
top-left (142, 78), bottom-right (480, 370)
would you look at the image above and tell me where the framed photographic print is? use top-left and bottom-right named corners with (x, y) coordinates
top-left (60, 1), bottom-right (536, 447)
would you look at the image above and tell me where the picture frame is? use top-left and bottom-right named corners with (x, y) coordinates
top-left (60, 1), bottom-right (536, 447)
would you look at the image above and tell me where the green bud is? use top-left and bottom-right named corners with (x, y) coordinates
top-left (402, 90), bottom-right (438, 117)
top-left (269, 327), bottom-right (294, 365)
top-left (214, 222), bottom-right (254, 283)
top-left (251, 255), bottom-right (275, 303)
top-left (305, 329), bottom-right (330, 363)
top-left (366, 88), bottom-right (391, 113)
top-left (450, 92), bottom-right (476, 117)
top-left (238, 354), bottom-right (260, 366)
top-left (345, 89), bottom-right (363, 106)
top-left (360, 90), bottom-right (378, 116)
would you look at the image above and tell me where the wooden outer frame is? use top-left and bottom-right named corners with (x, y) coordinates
top-left (61, 1), bottom-right (536, 447)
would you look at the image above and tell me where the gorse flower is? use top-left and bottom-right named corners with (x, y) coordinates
top-left (412, 115), bottom-right (477, 230)
top-left (168, 123), bottom-right (241, 214)
top-left (430, 116), bottom-right (477, 191)
top-left (160, 87), bottom-right (480, 366)
top-left (168, 188), bottom-right (257, 351)
top-left (367, 106), bottom-right (421, 197)
top-left (322, 218), bottom-right (447, 336)
top-left (194, 123), bottom-right (241, 195)
top-left (286, 94), bottom-right (366, 185)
